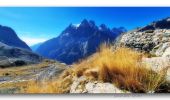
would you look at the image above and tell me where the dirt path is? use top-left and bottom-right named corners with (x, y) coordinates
top-left (0, 62), bottom-right (68, 85)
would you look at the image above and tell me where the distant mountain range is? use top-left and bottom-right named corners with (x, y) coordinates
top-left (31, 42), bottom-right (43, 51)
top-left (36, 19), bottom-right (126, 64)
top-left (0, 25), bottom-right (31, 50)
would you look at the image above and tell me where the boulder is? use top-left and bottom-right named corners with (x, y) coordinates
top-left (70, 76), bottom-right (127, 93)
top-left (162, 47), bottom-right (170, 57)
top-left (142, 57), bottom-right (170, 83)
top-left (85, 82), bottom-right (125, 93)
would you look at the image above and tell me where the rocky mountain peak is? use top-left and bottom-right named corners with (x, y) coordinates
top-left (36, 19), bottom-right (126, 64)
top-left (78, 19), bottom-right (97, 29)
top-left (99, 24), bottom-right (108, 31)
top-left (80, 19), bottom-right (89, 26)
top-left (89, 20), bottom-right (95, 27)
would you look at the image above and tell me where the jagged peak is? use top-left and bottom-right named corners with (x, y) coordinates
top-left (81, 19), bottom-right (89, 25)
top-left (65, 19), bottom-right (96, 30)
top-left (99, 24), bottom-right (108, 31)
top-left (89, 20), bottom-right (95, 27)
top-left (79, 19), bottom-right (96, 28)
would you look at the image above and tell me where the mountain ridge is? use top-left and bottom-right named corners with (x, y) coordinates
top-left (0, 25), bottom-right (31, 50)
top-left (36, 19), bottom-right (127, 64)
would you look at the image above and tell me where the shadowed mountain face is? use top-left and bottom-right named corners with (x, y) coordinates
top-left (36, 19), bottom-right (126, 64)
top-left (0, 25), bottom-right (31, 50)
top-left (0, 42), bottom-right (43, 68)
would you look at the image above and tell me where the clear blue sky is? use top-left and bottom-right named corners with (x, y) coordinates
top-left (0, 7), bottom-right (170, 46)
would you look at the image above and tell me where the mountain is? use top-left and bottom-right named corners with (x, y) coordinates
top-left (30, 42), bottom-right (43, 51)
top-left (36, 19), bottom-right (126, 64)
top-left (0, 25), bottom-right (31, 50)
top-left (139, 17), bottom-right (170, 31)
top-left (116, 17), bottom-right (170, 57)
top-left (0, 42), bottom-right (43, 68)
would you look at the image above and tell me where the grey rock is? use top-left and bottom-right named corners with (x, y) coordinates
top-left (70, 76), bottom-right (127, 93)
top-left (70, 76), bottom-right (86, 93)
top-left (85, 82), bottom-right (126, 93)
top-left (116, 28), bottom-right (170, 57)
top-left (142, 57), bottom-right (170, 82)
top-left (153, 42), bottom-right (170, 56)
top-left (162, 47), bottom-right (170, 57)
top-left (115, 18), bottom-right (170, 57)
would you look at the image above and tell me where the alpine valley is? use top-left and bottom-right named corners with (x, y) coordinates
top-left (0, 18), bottom-right (169, 94)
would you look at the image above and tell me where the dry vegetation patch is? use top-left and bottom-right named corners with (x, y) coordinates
top-left (17, 45), bottom-right (169, 93)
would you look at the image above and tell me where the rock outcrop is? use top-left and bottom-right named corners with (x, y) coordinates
top-left (70, 76), bottom-right (127, 93)
top-left (116, 18), bottom-right (170, 58)
top-left (117, 29), bottom-right (170, 57)
top-left (116, 17), bottom-right (170, 87)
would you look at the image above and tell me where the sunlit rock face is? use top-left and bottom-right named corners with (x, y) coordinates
top-left (116, 17), bottom-right (170, 57)
top-left (116, 17), bottom-right (170, 89)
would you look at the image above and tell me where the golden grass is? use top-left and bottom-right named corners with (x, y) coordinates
top-left (21, 72), bottom-right (73, 93)
top-left (0, 60), bottom-right (54, 77)
top-left (0, 60), bottom-right (64, 93)
top-left (22, 81), bottom-right (59, 93)
top-left (14, 44), bottom-right (168, 93)
top-left (72, 44), bottom-right (168, 93)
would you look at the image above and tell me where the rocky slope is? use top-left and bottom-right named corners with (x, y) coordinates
top-left (116, 17), bottom-right (170, 85)
top-left (0, 42), bottom-right (43, 68)
top-left (36, 19), bottom-right (126, 64)
top-left (0, 25), bottom-right (31, 50)
top-left (116, 17), bottom-right (170, 57)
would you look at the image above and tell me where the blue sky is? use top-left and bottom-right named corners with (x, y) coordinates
top-left (0, 7), bottom-right (170, 46)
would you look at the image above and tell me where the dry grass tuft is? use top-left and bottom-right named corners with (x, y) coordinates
top-left (19, 44), bottom-right (168, 93)
top-left (73, 44), bottom-right (168, 93)
top-left (23, 80), bottom-right (62, 93)
top-left (22, 68), bottom-right (74, 94)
